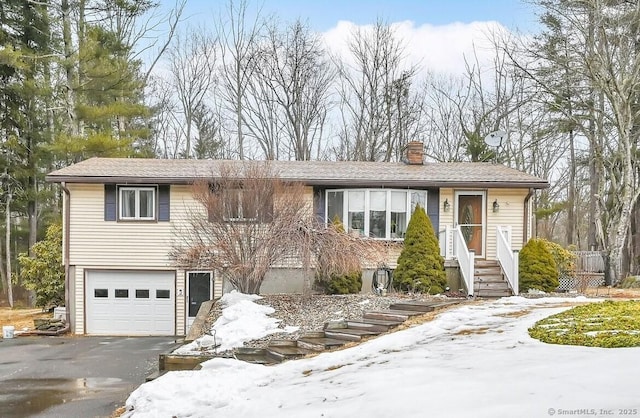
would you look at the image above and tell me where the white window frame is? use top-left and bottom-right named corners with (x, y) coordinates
top-left (223, 189), bottom-right (258, 222)
top-left (118, 186), bottom-right (157, 221)
top-left (325, 189), bottom-right (427, 240)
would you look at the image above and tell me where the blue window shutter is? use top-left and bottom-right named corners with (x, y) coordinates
top-left (158, 185), bottom-right (170, 221)
top-left (427, 189), bottom-right (439, 229)
top-left (104, 184), bottom-right (117, 221)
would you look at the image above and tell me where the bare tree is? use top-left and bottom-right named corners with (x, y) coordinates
top-left (217, 0), bottom-right (264, 160)
top-left (514, 0), bottom-right (640, 282)
top-left (335, 20), bottom-right (420, 161)
top-left (256, 19), bottom-right (334, 161)
top-left (171, 162), bottom-right (385, 294)
top-left (168, 27), bottom-right (217, 158)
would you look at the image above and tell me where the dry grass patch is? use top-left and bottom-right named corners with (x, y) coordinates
top-left (0, 307), bottom-right (51, 331)
top-left (495, 309), bottom-right (531, 318)
top-left (454, 327), bottom-right (490, 336)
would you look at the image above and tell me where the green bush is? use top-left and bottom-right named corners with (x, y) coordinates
top-left (393, 204), bottom-right (446, 294)
top-left (18, 223), bottom-right (65, 308)
top-left (317, 270), bottom-right (362, 294)
top-left (519, 238), bottom-right (559, 292)
top-left (541, 239), bottom-right (576, 277)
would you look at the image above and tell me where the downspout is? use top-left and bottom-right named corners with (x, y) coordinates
top-left (61, 182), bottom-right (71, 330)
top-left (523, 188), bottom-right (535, 244)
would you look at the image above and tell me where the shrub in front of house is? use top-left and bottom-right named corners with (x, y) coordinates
top-left (519, 238), bottom-right (559, 292)
top-left (316, 270), bottom-right (363, 294)
top-left (393, 204), bottom-right (446, 294)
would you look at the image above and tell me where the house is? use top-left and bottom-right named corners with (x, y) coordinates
top-left (46, 143), bottom-right (549, 336)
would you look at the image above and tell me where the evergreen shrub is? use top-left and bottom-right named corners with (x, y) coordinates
top-left (393, 204), bottom-right (446, 294)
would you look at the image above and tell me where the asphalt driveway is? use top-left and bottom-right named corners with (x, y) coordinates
top-left (0, 335), bottom-right (180, 418)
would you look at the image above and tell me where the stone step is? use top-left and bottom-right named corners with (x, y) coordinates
top-left (363, 309), bottom-right (422, 322)
top-left (266, 346), bottom-right (315, 362)
top-left (388, 301), bottom-right (436, 313)
top-left (474, 275), bottom-right (505, 282)
top-left (345, 321), bottom-right (393, 333)
top-left (475, 289), bottom-right (513, 298)
top-left (297, 336), bottom-right (347, 351)
top-left (474, 267), bottom-right (502, 275)
top-left (234, 347), bottom-right (279, 365)
top-left (474, 260), bottom-right (500, 267)
top-left (475, 281), bottom-right (511, 289)
top-left (323, 327), bottom-right (381, 342)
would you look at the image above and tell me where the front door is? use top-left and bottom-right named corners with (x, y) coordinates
top-left (188, 272), bottom-right (212, 324)
top-left (456, 192), bottom-right (485, 257)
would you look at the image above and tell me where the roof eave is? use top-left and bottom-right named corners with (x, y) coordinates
top-left (45, 175), bottom-right (549, 189)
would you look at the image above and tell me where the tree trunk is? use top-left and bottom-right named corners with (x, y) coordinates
top-left (6, 190), bottom-right (13, 308)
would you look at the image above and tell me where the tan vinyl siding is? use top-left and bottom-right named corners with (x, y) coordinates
top-left (67, 184), bottom-right (199, 267)
top-left (486, 189), bottom-right (529, 258)
top-left (439, 188), bottom-right (529, 259)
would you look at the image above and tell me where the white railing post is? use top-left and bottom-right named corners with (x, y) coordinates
top-left (512, 250), bottom-right (519, 295)
top-left (453, 227), bottom-right (474, 297)
top-left (496, 226), bottom-right (519, 295)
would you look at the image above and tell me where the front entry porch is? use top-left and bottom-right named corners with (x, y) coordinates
top-left (440, 226), bottom-right (519, 297)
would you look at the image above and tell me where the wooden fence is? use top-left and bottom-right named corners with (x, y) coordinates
top-left (558, 251), bottom-right (606, 291)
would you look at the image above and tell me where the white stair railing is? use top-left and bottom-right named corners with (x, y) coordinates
top-left (496, 226), bottom-right (519, 295)
top-left (438, 225), bottom-right (450, 258)
top-left (453, 227), bottom-right (475, 296)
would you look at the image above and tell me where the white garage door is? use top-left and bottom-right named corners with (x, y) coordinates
top-left (86, 270), bottom-right (175, 336)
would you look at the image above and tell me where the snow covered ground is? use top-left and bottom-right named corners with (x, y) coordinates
top-left (124, 296), bottom-right (640, 418)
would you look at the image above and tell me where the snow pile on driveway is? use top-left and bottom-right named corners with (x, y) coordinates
top-left (124, 296), bottom-right (640, 418)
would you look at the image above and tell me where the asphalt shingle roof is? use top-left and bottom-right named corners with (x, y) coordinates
top-left (46, 158), bottom-right (549, 189)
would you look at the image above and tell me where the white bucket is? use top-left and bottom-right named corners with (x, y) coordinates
top-left (2, 325), bottom-right (15, 339)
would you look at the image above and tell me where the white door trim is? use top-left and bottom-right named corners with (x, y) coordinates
top-left (454, 190), bottom-right (487, 258)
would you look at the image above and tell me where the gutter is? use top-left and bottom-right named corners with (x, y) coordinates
top-left (60, 182), bottom-right (71, 330)
top-left (523, 188), bottom-right (535, 244)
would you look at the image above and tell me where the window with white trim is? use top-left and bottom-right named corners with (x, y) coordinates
top-left (119, 186), bottom-right (156, 220)
top-left (223, 189), bottom-right (258, 221)
top-left (325, 189), bottom-right (426, 239)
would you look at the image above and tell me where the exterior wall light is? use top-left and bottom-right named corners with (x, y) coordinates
top-left (443, 198), bottom-right (450, 212)
top-left (493, 199), bottom-right (500, 213)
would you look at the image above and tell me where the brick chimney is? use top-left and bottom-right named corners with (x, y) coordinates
top-left (406, 141), bottom-right (424, 165)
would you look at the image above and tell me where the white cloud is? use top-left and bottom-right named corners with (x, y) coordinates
top-left (322, 20), bottom-right (510, 77)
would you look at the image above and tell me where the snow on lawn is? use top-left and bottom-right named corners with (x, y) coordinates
top-left (174, 291), bottom-right (298, 354)
top-left (124, 296), bottom-right (640, 418)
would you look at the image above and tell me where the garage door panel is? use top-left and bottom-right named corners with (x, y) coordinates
top-left (86, 271), bottom-right (175, 336)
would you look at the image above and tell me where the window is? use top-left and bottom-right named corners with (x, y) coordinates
top-left (136, 289), bottom-right (150, 298)
top-left (94, 289), bottom-right (108, 298)
top-left (222, 189), bottom-right (262, 221)
top-left (156, 289), bottom-right (170, 299)
top-left (325, 189), bottom-right (428, 240)
top-left (119, 186), bottom-right (156, 220)
top-left (115, 289), bottom-right (129, 298)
